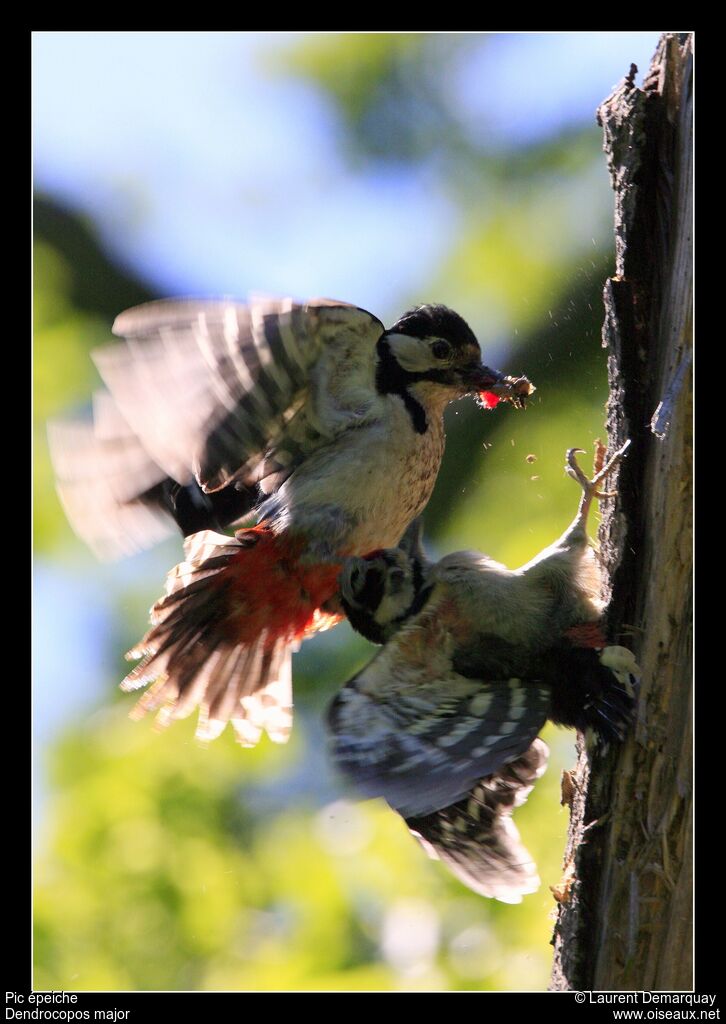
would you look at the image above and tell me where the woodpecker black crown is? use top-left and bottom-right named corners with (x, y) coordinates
top-left (389, 304), bottom-right (480, 352)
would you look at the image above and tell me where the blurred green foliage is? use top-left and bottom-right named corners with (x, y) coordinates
top-left (35, 704), bottom-right (571, 991)
top-left (34, 34), bottom-right (617, 991)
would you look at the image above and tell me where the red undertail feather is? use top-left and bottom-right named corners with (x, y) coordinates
top-left (121, 526), bottom-right (343, 746)
top-left (216, 526), bottom-right (344, 646)
top-left (564, 622), bottom-right (608, 649)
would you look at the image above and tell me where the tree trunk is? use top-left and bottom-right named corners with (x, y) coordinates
top-left (550, 33), bottom-right (693, 991)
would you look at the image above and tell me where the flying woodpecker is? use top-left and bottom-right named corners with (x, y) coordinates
top-left (50, 296), bottom-right (534, 747)
top-left (328, 443), bottom-right (637, 903)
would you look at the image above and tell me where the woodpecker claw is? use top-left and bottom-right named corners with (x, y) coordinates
top-left (591, 438), bottom-right (631, 488)
top-left (566, 441), bottom-right (630, 497)
top-left (564, 448), bottom-right (591, 491)
top-left (565, 440), bottom-right (631, 535)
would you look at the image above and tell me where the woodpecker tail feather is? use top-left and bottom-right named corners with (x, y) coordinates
top-left (406, 738), bottom-right (549, 903)
top-left (545, 641), bottom-right (638, 742)
top-left (122, 527), bottom-right (343, 744)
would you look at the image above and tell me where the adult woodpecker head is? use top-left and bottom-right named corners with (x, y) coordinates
top-left (376, 304), bottom-right (533, 420)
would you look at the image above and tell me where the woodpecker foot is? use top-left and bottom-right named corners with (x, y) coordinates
top-left (565, 439), bottom-right (631, 532)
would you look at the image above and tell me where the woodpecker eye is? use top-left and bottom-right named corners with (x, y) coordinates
top-left (431, 340), bottom-right (452, 360)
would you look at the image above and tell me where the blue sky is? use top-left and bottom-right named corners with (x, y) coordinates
top-left (33, 32), bottom-right (661, 316)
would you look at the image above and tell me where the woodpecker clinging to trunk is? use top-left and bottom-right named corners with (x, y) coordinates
top-left (50, 296), bottom-right (534, 747)
top-left (328, 442), bottom-right (637, 903)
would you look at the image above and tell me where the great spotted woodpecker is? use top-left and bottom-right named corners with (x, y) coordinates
top-left (328, 443), bottom-right (637, 903)
top-left (50, 297), bottom-right (534, 747)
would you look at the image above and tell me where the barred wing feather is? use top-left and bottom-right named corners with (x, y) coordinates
top-left (328, 661), bottom-right (551, 819)
top-left (100, 297), bottom-right (384, 494)
top-left (50, 297), bottom-right (384, 557)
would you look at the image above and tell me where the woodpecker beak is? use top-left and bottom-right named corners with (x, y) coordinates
top-left (340, 555), bottom-right (387, 609)
top-left (464, 364), bottom-right (507, 392)
top-left (339, 557), bottom-right (368, 603)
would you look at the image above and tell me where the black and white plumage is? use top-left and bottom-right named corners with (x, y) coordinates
top-left (50, 296), bottom-right (534, 746)
top-left (328, 444), bottom-right (637, 902)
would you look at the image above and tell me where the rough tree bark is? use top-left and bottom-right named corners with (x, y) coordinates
top-left (550, 34), bottom-right (693, 991)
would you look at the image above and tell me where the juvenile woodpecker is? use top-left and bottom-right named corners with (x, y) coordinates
top-left (50, 297), bottom-right (534, 746)
top-left (328, 443), bottom-right (637, 903)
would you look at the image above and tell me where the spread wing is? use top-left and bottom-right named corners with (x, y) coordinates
top-left (327, 628), bottom-right (552, 901)
top-left (407, 739), bottom-right (549, 902)
top-left (48, 392), bottom-right (176, 559)
top-left (50, 296), bottom-right (385, 557)
top-left (327, 641), bottom-right (551, 820)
